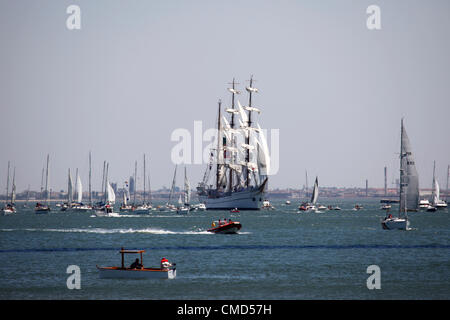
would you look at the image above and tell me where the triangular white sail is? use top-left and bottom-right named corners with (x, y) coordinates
top-left (106, 182), bottom-right (115, 204)
top-left (311, 177), bottom-right (319, 204)
top-left (400, 121), bottom-right (419, 212)
top-left (256, 123), bottom-right (271, 176)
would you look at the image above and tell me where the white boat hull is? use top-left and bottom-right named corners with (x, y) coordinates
top-left (199, 188), bottom-right (264, 210)
top-left (97, 267), bottom-right (176, 279)
top-left (381, 217), bottom-right (410, 230)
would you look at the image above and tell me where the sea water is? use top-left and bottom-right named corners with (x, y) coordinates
top-left (0, 198), bottom-right (449, 299)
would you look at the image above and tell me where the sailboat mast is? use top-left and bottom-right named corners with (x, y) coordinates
top-left (228, 78), bottom-right (237, 193)
top-left (11, 167), bottom-right (15, 204)
top-left (216, 100), bottom-right (222, 191)
top-left (101, 160), bottom-right (106, 200)
top-left (143, 154), bottom-right (146, 204)
top-left (44, 154), bottom-right (49, 205)
top-left (399, 120), bottom-right (406, 217)
top-left (40, 167), bottom-right (44, 200)
top-left (5, 161), bottom-right (10, 205)
top-left (431, 160), bottom-right (436, 202)
top-left (446, 164), bottom-right (449, 202)
top-left (89, 151), bottom-right (92, 205)
top-left (133, 160), bottom-right (137, 205)
top-left (104, 162), bottom-right (109, 203)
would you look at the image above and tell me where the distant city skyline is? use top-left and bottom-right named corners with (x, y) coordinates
top-left (1, 1), bottom-right (449, 193)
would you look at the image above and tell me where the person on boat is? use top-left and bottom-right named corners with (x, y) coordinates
top-left (129, 258), bottom-right (143, 269)
top-left (160, 257), bottom-right (172, 270)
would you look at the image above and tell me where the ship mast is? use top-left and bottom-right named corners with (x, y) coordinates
top-left (228, 78), bottom-right (239, 193)
top-left (216, 100), bottom-right (222, 191)
top-left (245, 75), bottom-right (256, 188)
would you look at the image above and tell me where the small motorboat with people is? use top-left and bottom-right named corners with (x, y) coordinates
top-left (1, 204), bottom-right (16, 215)
top-left (353, 204), bottom-right (363, 211)
top-left (230, 208), bottom-right (240, 213)
top-left (261, 199), bottom-right (274, 210)
top-left (381, 212), bottom-right (410, 230)
top-left (298, 202), bottom-right (317, 212)
top-left (96, 248), bottom-right (176, 279)
top-left (285, 200), bottom-right (291, 205)
top-left (317, 205), bottom-right (327, 211)
top-left (207, 218), bottom-right (242, 234)
top-left (35, 202), bottom-right (51, 213)
top-left (381, 204), bottom-right (392, 210)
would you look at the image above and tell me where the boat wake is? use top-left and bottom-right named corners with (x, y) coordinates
top-left (0, 227), bottom-right (212, 235)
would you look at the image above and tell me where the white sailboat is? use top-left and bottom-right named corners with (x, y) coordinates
top-left (381, 119), bottom-right (418, 230)
top-left (133, 155), bottom-right (151, 214)
top-left (35, 154), bottom-right (51, 213)
top-left (177, 167), bottom-right (190, 214)
top-left (299, 177), bottom-right (319, 212)
top-left (429, 161), bottom-right (447, 210)
top-left (2, 161), bottom-right (16, 215)
top-left (72, 170), bottom-right (91, 212)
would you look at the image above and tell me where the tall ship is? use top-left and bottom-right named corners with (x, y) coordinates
top-left (197, 77), bottom-right (270, 210)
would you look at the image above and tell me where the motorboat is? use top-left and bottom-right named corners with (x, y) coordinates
top-left (261, 199), bottom-right (274, 210)
top-left (317, 205), bottom-right (327, 211)
top-left (381, 204), bottom-right (391, 210)
top-left (353, 204), bottom-right (363, 211)
top-left (230, 208), bottom-right (240, 213)
top-left (381, 215), bottom-right (410, 230)
top-left (298, 203), bottom-right (317, 212)
top-left (419, 199), bottom-right (431, 209)
top-left (97, 249), bottom-right (176, 279)
top-left (176, 206), bottom-right (189, 214)
top-left (1, 204), bottom-right (16, 215)
top-left (285, 200), bottom-right (291, 205)
top-left (426, 206), bottom-right (437, 212)
top-left (35, 202), bottom-right (50, 213)
top-left (207, 219), bottom-right (242, 234)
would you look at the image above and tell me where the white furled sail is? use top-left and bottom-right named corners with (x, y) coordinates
top-left (76, 174), bottom-right (82, 203)
top-left (433, 179), bottom-right (440, 205)
top-left (400, 120), bottom-right (419, 212)
top-left (311, 177), bottom-right (319, 204)
top-left (68, 170), bottom-right (73, 205)
top-left (184, 167), bottom-right (191, 205)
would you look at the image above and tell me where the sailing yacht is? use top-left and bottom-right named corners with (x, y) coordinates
top-left (162, 165), bottom-right (177, 212)
top-left (299, 177), bottom-right (319, 212)
top-left (72, 170), bottom-right (91, 212)
top-left (177, 167), bottom-right (191, 214)
top-left (132, 155), bottom-right (151, 214)
top-left (119, 182), bottom-right (132, 212)
top-left (196, 77), bottom-right (269, 210)
top-left (35, 154), bottom-right (51, 213)
top-left (381, 119), bottom-right (419, 230)
top-left (1, 162), bottom-right (16, 215)
top-left (429, 161), bottom-right (447, 210)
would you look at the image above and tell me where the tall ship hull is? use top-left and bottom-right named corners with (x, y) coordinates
top-left (198, 180), bottom-right (267, 210)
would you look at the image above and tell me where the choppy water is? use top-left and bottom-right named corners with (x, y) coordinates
top-left (0, 198), bottom-right (449, 299)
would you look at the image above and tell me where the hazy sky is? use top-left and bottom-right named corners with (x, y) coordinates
top-left (0, 0), bottom-right (449, 193)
